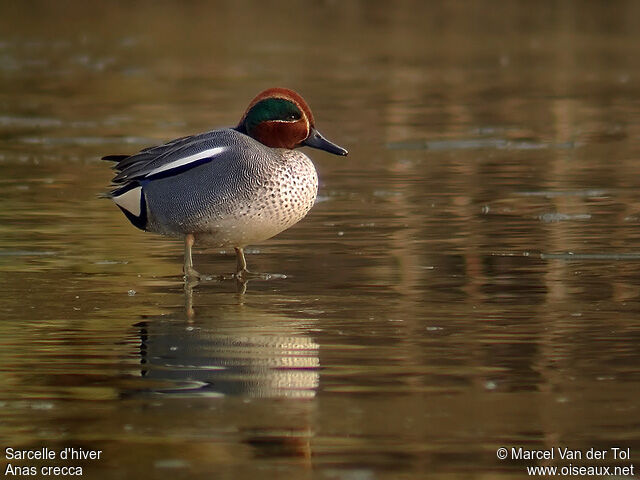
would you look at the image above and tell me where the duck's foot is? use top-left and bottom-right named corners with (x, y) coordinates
top-left (183, 267), bottom-right (216, 283)
top-left (233, 269), bottom-right (287, 294)
top-left (234, 269), bottom-right (287, 281)
top-left (232, 247), bottom-right (285, 281)
top-left (183, 266), bottom-right (202, 281)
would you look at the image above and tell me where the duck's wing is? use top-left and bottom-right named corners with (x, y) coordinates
top-left (105, 129), bottom-right (246, 185)
top-left (103, 134), bottom-right (195, 169)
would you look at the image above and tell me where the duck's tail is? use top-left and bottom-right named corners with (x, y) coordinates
top-left (102, 154), bottom-right (129, 162)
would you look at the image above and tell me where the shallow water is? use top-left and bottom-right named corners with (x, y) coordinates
top-left (1, 1), bottom-right (640, 479)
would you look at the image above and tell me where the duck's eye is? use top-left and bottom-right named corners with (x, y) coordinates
top-left (287, 112), bottom-right (301, 121)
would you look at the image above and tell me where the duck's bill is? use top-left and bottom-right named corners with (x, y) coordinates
top-left (302, 128), bottom-right (348, 156)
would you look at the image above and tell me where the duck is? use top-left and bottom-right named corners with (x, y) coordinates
top-left (103, 87), bottom-right (348, 280)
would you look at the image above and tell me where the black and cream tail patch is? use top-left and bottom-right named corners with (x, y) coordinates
top-left (111, 184), bottom-right (148, 230)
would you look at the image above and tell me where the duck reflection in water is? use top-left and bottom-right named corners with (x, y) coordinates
top-left (134, 293), bottom-right (320, 461)
top-left (135, 296), bottom-right (319, 399)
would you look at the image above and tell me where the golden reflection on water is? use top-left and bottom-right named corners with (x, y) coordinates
top-left (1, 1), bottom-right (640, 479)
top-left (137, 296), bottom-right (320, 399)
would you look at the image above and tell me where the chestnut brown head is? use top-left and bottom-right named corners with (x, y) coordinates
top-left (237, 87), bottom-right (348, 155)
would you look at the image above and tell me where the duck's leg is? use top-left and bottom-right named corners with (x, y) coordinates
top-left (183, 233), bottom-right (201, 280)
top-left (233, 247), bottom-right (286, 285)
top-left (235, 247), bottom-right (248, 277)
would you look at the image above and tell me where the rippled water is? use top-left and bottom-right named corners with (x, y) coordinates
top-left (1, 2), bottom-right (640, 479)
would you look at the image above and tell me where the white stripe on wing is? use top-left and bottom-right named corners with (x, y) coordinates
top-left (144, 146), bottom-right (227, 177)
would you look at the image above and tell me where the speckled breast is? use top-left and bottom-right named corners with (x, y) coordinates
top-left (195, 150), bottom-right (318, 247)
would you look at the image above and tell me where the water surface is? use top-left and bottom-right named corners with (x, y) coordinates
top-left (1, 2), bottom-right (639, 479)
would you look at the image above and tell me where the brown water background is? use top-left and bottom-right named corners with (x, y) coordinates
top-left (1, 1), bottom-right (639, 479)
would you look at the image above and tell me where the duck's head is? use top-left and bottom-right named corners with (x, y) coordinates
top-left (237, 87), bottom-right (348, 156)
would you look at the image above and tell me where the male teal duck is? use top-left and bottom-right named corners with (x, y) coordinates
top-left (104, 87), bottom-right (348, 279)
